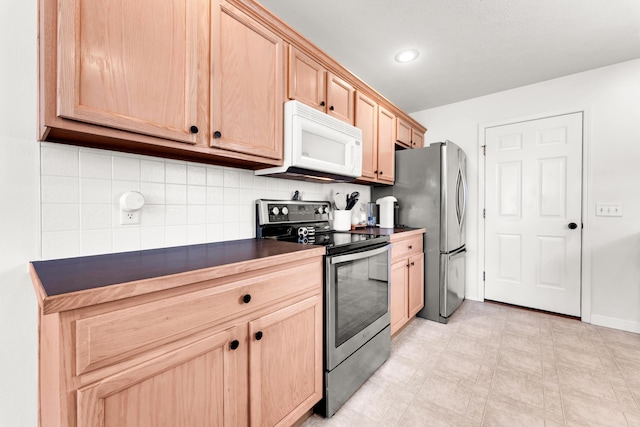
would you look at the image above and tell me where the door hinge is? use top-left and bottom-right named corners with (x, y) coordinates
top-left (482, 145), bottom-right (486, 156)
top-left (483, 271), bottom-right (485, 281)
top-left (483, 208), bottom-right (486, 218)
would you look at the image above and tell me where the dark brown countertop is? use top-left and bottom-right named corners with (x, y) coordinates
top-left (31, 238), bottom-right (324, 298)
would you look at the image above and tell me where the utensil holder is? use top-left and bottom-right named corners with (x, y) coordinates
top-left (333, 210), bottom-right (351, 231)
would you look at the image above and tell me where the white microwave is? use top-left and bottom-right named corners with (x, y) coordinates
top-left (255, 100), bottom-right (362, 181)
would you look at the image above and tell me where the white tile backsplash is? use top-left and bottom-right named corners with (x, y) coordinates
top-left (40, 143), bottom-right (372, 259)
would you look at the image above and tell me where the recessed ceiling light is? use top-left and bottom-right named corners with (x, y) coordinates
top-left (394, 49), bottom-right (419, 63)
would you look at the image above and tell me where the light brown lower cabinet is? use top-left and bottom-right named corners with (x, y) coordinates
top-left (390, 232), bottom-right (425, 335)
top-left (37, 256), bottom-right (323, 427)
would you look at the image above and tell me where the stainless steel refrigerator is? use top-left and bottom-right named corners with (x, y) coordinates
top-left (373, 140), bottom-right (467, 323)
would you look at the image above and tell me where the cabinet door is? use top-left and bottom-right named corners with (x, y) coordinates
top-left (377, 106), bottom-right (396, 184)
top-left (326, 73), bottom-right (354, 124)
top-left (390, 260), bottom-right (409, 335)
top-left (288, 46), bottom-right (326, 110)
top-left (408, 253), bottom-right (425, 318)
top-left (211, 3), bottom-right (284, 160)
top-left (396, 118), bottom-right (412, 148)
top-left (355, 92), bottom-right (378, 180)
top-left (412, 128), bottom-right (424, 148)
top-left (57, 0), bottom-right (206, 144)
top-left (76, 326), bottom-right (244, 427)
top-left (249, 296), bottom-right (322, 427)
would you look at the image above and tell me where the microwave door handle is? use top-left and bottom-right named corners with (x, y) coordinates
top-left (330, 244), bottom-right (391, 265)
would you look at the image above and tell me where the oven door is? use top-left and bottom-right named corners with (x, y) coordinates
top-left (325, 243), bottom-right (391, 371)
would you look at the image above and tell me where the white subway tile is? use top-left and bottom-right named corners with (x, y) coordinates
top-left (165, 225), bottom-right (187, 247)
top-left (112, 227), bottom-right (141, 252)
top-left (237, 222), bottom-right (255, 239)
top-left (42, 230), bottom-right (80, 260)
top-left (80, 178), bottom-right (111, 204)
top-left (141, 226), bottom-right (166, 250)
top-left (223, 168), bottom-right (244, 188)
top-left (206, 167), bottom-right (224, 187)
top-left (42, 204), bottom-right (79, 232)
top-left (207, 224), bottom-right (225, 242)
top-left (187, 225), bottom-right (207, 244)
top-left (80, 229), bottom-right (113, 255)
top-left (166, 162), bottom-right (187, 184)
top-left (112, 156), bottom-right (140, 181)
top-left (166, 205), bottom-right (187, 225)
top-left (207, 187), bottom-right (224, 205)
top-left (141, 205), bottom-right (165, 227)
top-left (165, 184), bottom-right (187, 205)
top-left (222, 222), bottom-right (241, 241)
top-left (188, 186), bottom-right (206, 205)
top-left (187, 165), bottom-right (206, 185)
top-left (140, 182), bottom-right (165, 205)
top-left (80, 204), bottom-right (112, 230)
top-left (140, 160), bottom-right (165, 183)
top-left (187, 205), bottom-right (206, 225)
top-left (41, 176), bottom-right (79, 203)
top-left (223, 205), bottom-right (241, 223)
top-left (207, 205), bottom-right (224, 224)
top-left (79, 151), bottom-right (111, 179)
top-left (41, 145), bottom-right (79, 177)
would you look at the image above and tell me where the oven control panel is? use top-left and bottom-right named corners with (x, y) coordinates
top-left (257, 200), bottom-right (331, 225)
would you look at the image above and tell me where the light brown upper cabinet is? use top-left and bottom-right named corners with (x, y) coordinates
top-left (55, 0), bottom-right (206, 144)
top-left (40, 0), bottom-right (284, 167)
top-left (396, 117), bottom-right (424, 149)
top-left (211, 2), bottom-right (284, 160)
top-left (357, 93), bottom-right (395, 184)
top-left (288, 46), bottom-right (354, 124)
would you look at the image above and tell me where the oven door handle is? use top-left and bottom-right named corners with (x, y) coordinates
top-left (329, 244), bottom-right (391, 265)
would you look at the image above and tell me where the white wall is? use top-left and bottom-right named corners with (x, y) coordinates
top-left (0, 0), bottom-right (40, 425)
top-left (411, 58), bottom-right (640, 333)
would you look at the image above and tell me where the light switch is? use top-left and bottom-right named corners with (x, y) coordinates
top-left (596, 203), bottom-right (623, 217)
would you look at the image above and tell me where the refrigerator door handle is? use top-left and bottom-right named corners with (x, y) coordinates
top-left (448, 247), bottom-right (466, 260)
top-left (459, 162), bottom-right (468, 230)
top-left (455, 169), bottom-right (462, 227)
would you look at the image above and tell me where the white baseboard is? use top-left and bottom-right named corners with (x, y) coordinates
top-left (590, 314), bottom-right (640, 334)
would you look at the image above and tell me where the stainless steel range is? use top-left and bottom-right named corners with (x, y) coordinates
top-left (256, 199), bottom-right (391, 417)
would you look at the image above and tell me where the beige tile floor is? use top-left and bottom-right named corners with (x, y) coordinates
top-left (302, 300), bottom-right (640, 426)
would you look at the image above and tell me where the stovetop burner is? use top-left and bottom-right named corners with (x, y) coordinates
top-left (256, 199), bottom-right (389, 254)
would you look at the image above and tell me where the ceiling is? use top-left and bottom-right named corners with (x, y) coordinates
top-left (258, 0), bottom-right (640, 113)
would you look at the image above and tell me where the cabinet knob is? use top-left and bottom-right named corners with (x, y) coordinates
top-left (329, 105), bottom-right (335, 111)
top-left (230, 340), bottom-right (239, 350)
top-left (255, 331), bottom-right (263, 341)
top-left (408, 245), bottom-right (413, 249)
top-left (320, 101), bottom-right (326, 107)
top-left (242, 294), bottom-right (252, 304)
top-left (379, 171), bottom-right (383, 175)
top-left (374, 170), bottom-right (378, 174)
top-left (190, 125), bottom-right (199, 134)
top-left (410, 261), bottom-right (415, 266)
top-left (213, 130), bottom-right (222, 139)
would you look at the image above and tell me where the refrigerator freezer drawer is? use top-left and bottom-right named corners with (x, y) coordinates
top-left (440, 247), bottom-right (466, 318)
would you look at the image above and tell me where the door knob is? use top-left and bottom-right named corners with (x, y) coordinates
top-left (568, 222), bottom-right (578, 229)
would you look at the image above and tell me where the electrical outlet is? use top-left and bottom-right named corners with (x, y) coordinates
top-left (595, 203), bottom-right (623, 217)
top-left (120, 210), bottom-right (140, 225)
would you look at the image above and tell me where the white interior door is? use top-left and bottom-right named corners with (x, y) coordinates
top-left (484, 113), bottom-right (582, 316)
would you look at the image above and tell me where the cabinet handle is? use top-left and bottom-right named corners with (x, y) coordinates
top-left (255, 331), bottom-right (263, 340)
top-left (242, 294), bottom-right (252, 304)
top-left (190, 125), bottom-right (199, 134)
top-left (320, 101), bottom-right (326, 106)
top-left (213, 130), bottom-right (222, 139)
top-left (230, 340), bottom-right (239, 350)
top-left (329, 105), bottom-right (335, 111)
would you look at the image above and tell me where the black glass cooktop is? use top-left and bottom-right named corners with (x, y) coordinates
top-left (276, 231), bottom-right (389, 255)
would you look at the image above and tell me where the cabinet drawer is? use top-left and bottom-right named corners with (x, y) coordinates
top-left (75, 260), bottom-right (321, 375)
top-left (391, 235), bottom-right (423, 260)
